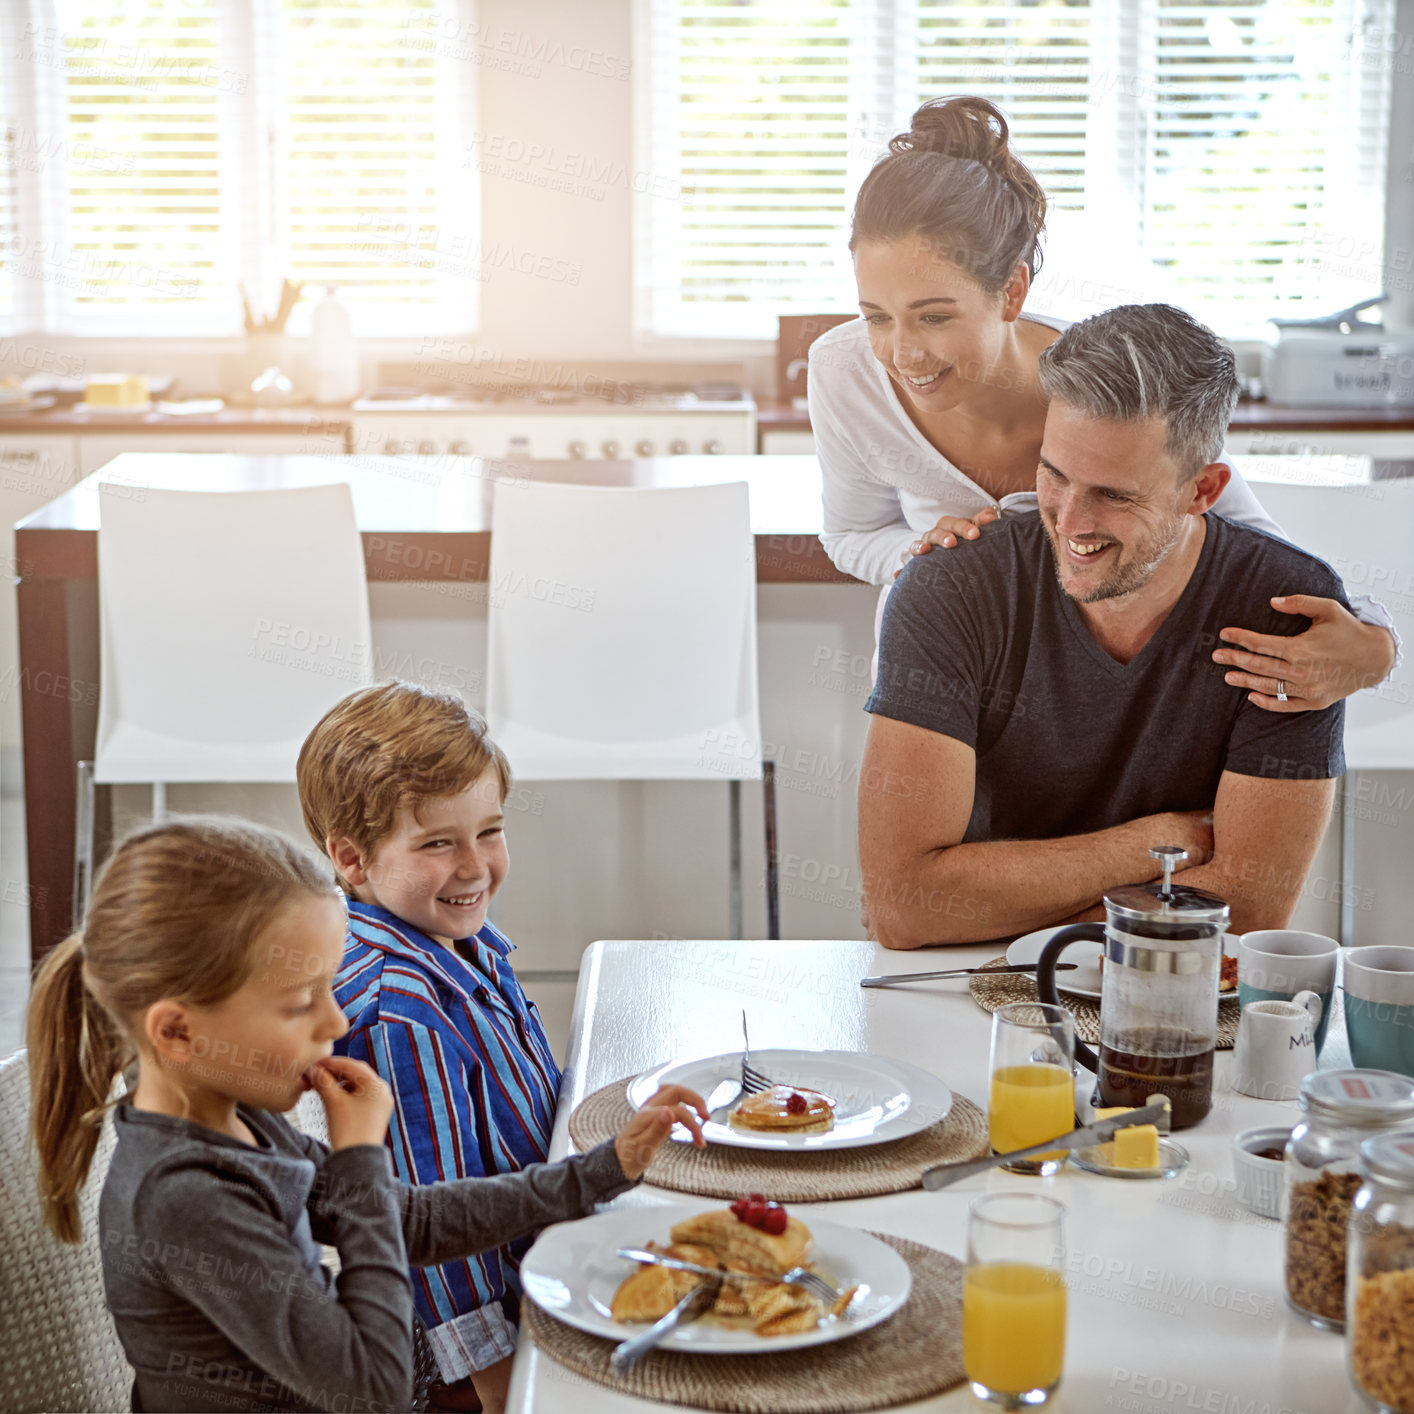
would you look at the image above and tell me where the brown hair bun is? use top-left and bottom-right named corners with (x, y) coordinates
top-left (852, 94), bottom-right (1047, 292)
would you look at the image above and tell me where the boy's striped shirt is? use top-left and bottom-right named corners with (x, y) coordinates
top-left (333, 900), bottom-right (562, 1381)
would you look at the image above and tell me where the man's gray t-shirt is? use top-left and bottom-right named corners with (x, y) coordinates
top-left (865, 512), bottom-right (1346, 843)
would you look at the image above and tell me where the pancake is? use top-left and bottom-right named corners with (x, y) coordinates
top-left (612, 1209), bottom-right (838, 1337)
top-left (669, 1207), bottom-right (812, 1278)
top-left (728, 1084), bottom-right (836, 1134)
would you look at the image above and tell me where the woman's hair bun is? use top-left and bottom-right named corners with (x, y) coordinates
top-left (889, 95), bottom-right (1011, 167)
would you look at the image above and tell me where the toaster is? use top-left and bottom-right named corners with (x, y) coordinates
top-left (1261, 294), bottom-right (1414, 408)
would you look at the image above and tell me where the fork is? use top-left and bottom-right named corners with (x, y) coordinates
top-left (616, 1248), bottom-right (845, 1306)
top-left (740, 1011), bottom-right (774, 1096)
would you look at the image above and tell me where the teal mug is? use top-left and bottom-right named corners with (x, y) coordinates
top-left (1237, 931), bottom-right (1338, 1055)
top-left (1344, 947), bottom-right (1414, 1078)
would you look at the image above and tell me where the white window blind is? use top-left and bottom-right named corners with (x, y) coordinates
top-left (641, 0), bottom-right (1394, 339)
top-left (276, 0), bottom-right (476, 334)
top-left (2, 0), bottom-right (476, 337)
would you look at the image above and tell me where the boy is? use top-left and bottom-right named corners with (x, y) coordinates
top-left (297, 680), bottom-right (556, 1414)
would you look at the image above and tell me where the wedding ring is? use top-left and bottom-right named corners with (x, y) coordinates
top-left (1276, 680), bottom-right (1289, 702)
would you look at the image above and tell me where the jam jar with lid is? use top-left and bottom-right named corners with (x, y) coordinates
top-left (1284, 1070), bottom-right (1414, 1331)
top-left (1347, 1132), bottom-right (1414, 1413)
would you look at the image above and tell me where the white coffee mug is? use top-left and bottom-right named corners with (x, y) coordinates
top-left (1232, 991), bottom-right (1322, 1102)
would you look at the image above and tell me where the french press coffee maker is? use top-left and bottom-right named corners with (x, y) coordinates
top-left (1035, 846), bottom-right (1230, 1130)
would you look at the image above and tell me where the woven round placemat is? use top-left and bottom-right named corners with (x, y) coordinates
top-left (522, 1231), bottom-right (964, 1413)
top-left (967, 955), bottom-right (1241, 1050)
top-left (567, 1077), bottom-right (988, 1201)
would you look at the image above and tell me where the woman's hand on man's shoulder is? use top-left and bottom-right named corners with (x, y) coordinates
top-left (895, 506), bottom-right (1002, 578)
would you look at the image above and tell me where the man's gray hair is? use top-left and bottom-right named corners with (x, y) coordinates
top-left (1036, 304), bottom-right (1239, 476)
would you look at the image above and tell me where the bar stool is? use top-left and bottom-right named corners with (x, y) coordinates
top-left (73, 483), bottom-right (373, 919)
top-left (486, 478), bottom-right (779, 937)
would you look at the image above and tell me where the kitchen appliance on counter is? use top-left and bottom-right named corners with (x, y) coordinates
top-left (348, 381), bottom-right (756, 460)
top-left (1262, 294), bottom-right (1414, 408)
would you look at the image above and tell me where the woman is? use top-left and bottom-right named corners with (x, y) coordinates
top-left (811, 95), bottom-right (1397, 710)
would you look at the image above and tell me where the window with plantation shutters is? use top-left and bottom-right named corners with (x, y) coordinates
top-left (0, 0), bottom-right (476, 336)
top-left (641, 0), bottom-right (1394, 340)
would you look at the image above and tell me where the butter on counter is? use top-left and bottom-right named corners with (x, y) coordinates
top-left (84, 374), bottom-right (149, 407)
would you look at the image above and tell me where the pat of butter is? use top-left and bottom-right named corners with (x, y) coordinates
top-left (84, 374), bottom-right (149, 407)
top-left (1114, 1124), bottom-right (1161, 1169)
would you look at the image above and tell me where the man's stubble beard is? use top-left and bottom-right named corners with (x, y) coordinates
top-left (1045, 507), bottom-right (1188, 606)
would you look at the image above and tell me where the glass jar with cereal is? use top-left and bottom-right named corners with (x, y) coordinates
top-left (1348, 1133), bottom-right (1414, 1413)
top-left (1284, 1071), bottom-right (1414, 1332)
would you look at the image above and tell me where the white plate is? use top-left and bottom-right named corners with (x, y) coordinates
top-left (520, 1202), bottom-right (912, 1354)
top-left (1006, 927), bottom-right (1241, 1003)
top-left (628, 1048), bottom-right (953, 1151)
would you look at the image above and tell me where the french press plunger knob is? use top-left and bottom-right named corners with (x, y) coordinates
top-left (1150, 845), bottom-right (1187, 902)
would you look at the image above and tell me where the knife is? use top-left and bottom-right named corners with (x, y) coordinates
top-left (609, 1275), bottom-right (722, 1373)
top-left (920, 1098), bottom-right (1170, 1190)
top-left (860, 962), bottom-right (1079, 988)
top-left (617, 1248), bottom-right (772, 1285)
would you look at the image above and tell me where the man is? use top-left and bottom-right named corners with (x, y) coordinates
top-left (859, 304), bottom-right (1344, 948)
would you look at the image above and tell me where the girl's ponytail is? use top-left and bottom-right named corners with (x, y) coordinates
top-left (27, 933), bottom-right (132, 1244)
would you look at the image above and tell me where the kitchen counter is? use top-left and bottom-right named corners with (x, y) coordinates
top-left (0, 405), bottom-right (347, 433)
top-left (757, 397), bottom-right (1414, 435)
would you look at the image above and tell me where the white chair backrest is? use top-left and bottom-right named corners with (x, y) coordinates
top-left (1247, 477), bottom-right (1414, 770)
top-left (95, 483), bottom-right (373, 784)
top-left (486, 480), bottom-right (763, 780)
top-left (0, 1050), bottom-right (133, 1413)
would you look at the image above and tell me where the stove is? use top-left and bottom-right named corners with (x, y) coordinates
top-left (349, 382), bottom-right (756, 460)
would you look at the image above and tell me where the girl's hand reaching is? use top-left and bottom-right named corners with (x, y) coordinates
top-left (307, 1055), bottom-right (393, 1152)
top-left (897, 506), bottom-right (1002, 577)
top-left (614, 1084), bottom-right (708, 1179)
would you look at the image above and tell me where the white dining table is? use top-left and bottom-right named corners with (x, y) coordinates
top-left (507, 939), bottom-right (1366, 1414)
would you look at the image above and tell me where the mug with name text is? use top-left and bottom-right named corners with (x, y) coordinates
top-left (1232, 991), bottom-right (1321, 1101)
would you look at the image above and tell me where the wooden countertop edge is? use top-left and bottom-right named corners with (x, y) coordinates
top-left (5, 403), bottom-right (1414, 435)
top-left (14, 525), bottom-right (860, 586)
top-left (757, 399), bottom-right (1414, 433)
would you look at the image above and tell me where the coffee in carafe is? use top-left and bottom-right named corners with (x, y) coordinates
top-left (1097, 1028), bottom-right (1215, 1129)
top-left (1036, 846), bottom-right (1229, 1131)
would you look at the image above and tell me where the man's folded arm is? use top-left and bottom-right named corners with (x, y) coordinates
top-left (1166, 769), bottom-right (1335, 932)
top-left (857, 716), bottom-right (1209, 948)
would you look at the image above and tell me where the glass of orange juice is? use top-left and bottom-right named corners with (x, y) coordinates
top-left (963, 1193), bottom-right (1068, 1408)
top-left (988, 1001), bottom-right (1075, 1174)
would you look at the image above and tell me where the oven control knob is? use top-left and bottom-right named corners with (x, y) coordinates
top-left (567, 440), bottom-right (587, 459)
top-left (668, 438), bottom-right (689, 455)
top-left (448, 439), bottom-right (470, 456)
top-left (601, 439), bottom-right (621, 459)
top-left (417, 440), bottom-right (437, 456)
top-left (383, 437), bottom-right (403, 455)
top-left (702, 439), bottom-right (723, 454)
top-left (635, 439), bottom-right (655, 457)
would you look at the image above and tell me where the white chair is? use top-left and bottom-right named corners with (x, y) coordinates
top-left (1246, 474), bottom-right (1414, 943)
top-left (74, 483), bottom-right (373, 919)
top-left (0, 1050), bottom-right (134, 1413)
top-left (486, 479), bottom-right (778, 935)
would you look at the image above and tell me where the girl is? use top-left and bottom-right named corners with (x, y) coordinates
top-left (28, 816), bottom-right (704, 1414)
top-left (812, 94), bottom-right (1397, 711)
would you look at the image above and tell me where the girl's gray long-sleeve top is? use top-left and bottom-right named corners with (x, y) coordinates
top-left (98, 1102), bottom-right (635, 1412)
